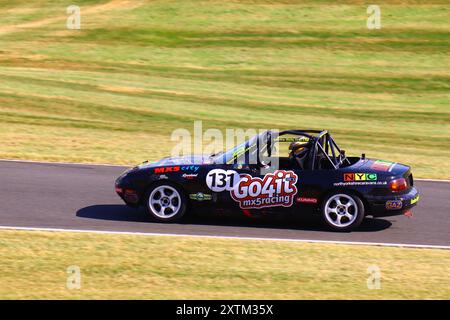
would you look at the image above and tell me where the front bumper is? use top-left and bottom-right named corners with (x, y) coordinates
top-left (366, 187), bottom-right (420, 217)
top-left (115, 174), bottom-right (140, 207)
top-left (115, 185), bottom-right (140, 206)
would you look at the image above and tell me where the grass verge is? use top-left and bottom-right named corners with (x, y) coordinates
top-left (0, 229), bottom-right (449, 299)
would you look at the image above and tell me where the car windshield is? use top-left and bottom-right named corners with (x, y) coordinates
top-left (212, 131), bottom-right (268, 165)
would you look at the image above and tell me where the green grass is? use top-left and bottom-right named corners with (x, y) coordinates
top-left (0, 229), bottom-right (449, 299)
top-left (0, 0), bottom-right (449, 178)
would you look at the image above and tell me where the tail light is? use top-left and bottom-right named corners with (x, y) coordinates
top-left (389, 178), bottom-right (408, 192)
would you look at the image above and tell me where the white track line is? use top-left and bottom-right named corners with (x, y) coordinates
top-left (0, 226), bottom-right (448, 250)
top-left (415, 178), bottom-right (450, 183)
top-left (0, 159), bottom-right (449, 183)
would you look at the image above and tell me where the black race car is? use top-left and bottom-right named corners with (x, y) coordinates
top-left (115, 130), bottom-right (419, 231)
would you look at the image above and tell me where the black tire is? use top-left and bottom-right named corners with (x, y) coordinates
top-left (144, 182), bottom-right (187, 222)
top-left (321, 191), bottom-right (365, 232)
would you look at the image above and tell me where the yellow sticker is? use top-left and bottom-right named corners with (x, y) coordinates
top-left (411, 195), bottom-right (420, 205)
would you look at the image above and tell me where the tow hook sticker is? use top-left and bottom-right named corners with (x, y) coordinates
top-left (411, 195), bottom-right (420, 205)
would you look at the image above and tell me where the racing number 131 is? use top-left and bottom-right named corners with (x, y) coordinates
top-left (206, 169), bottom-right (240, 192)
top-left (211, 172), bottom-right (234, 188)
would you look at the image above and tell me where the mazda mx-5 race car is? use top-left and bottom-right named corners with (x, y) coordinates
top-left (115, 130), bottom-right (420, 231)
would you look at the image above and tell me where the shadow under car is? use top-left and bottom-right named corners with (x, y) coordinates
top-left (76, 204), bottom-right (392, 233)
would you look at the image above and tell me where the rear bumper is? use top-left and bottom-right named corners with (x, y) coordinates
top-left (366, 187), bottom-right (420, 217)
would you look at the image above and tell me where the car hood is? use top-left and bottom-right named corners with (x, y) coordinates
top-left (136, 155), bottom-right (211, 169)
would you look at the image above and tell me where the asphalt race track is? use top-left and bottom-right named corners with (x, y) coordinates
top-left (0, 160), bottom-right (449, 247)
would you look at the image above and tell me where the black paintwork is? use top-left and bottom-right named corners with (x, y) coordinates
top-left (115, 130), bottom-right (419, 219)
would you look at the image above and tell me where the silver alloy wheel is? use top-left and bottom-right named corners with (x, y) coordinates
top-left (324, 194), bottom-right (358, 228)
top-left (149, 185), bottom-right (181, 219)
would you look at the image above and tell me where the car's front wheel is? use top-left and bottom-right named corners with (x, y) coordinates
top-left (321, 192), bottom-right (365, 232)
top-left (145, 183), bottom-right (187, 222)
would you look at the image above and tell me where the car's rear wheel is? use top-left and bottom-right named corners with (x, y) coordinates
top-left (145, 183), bottom-right (186, 222)
top-left (321, 192), bottom-right (365, 232)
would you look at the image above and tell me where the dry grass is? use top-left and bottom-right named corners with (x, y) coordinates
top-left (0, 230), bottom-right (449, 299)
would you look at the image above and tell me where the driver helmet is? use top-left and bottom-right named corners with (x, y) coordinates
top-left (289, 141), bottom-right (310, 158)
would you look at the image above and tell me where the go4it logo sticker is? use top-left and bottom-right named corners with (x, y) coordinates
top-left (231, 170), bottom-right (298, 210)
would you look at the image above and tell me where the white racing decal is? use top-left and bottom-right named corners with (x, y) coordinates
top-left (206, 169), bottom-right (240, 192)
